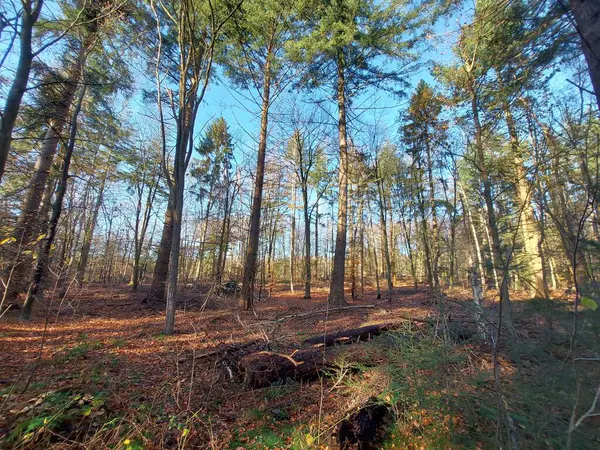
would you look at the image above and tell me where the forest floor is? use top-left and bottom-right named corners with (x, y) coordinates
top-left (0, 282), bottom-right (599, 449)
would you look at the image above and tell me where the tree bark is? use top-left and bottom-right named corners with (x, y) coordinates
top-left (21, 84), bottom-right (85, 320)
top-left (570, 0), bottom-right (600, 111)
top-left (150, 192), bottom-right (174, 301)
top-left (328, 51), bottom-right (349, 307)
top-left (9, 41), bottom-right (88, 298)
top-left (503, 100), bottom-right (548, 299)
top-left (0, 1), bottom-right (43, 184)
top-left (240, 47), bottom-right (273, 310)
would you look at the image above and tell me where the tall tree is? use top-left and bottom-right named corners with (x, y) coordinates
top-left (284, 111), bottom-right (328, 299)
top-left (292, 0), bottom-right (446, 306)
top-left (190, 117), bottom-right (234, 281)
top-left (0, 0), bottom-right (43, 184)
top-left (6, 0), bottom-right (128, 299)
top-left (149, 0), bottom-right (241, 334)
top-left (20, 82), bottom-right (86, 320)
top-left (402, 81), bottom-right (447, 291)
top-left (227, 0), bottom-right (303, 310)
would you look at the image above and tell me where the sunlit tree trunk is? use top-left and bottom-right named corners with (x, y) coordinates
top-left (9, 42), bottom-right (89, 298)
top-left (503, 100), bottom-right (548, 299)
top-left (21, 85), bottom-right (85, 320)
top-left (328, 51), bottom-right (349, 306)
top-left (0, 0), bottom-right (43, 184)
top-left (241, 45), bottom-right (273, 310)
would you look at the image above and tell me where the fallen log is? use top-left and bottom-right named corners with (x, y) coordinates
top-left (240, 347), bottom-right (347, 388)
top-left (303, 323), bottom-right (392, 347)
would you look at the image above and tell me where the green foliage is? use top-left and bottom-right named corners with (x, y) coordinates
top-left (581, 296), bottom-right (598, 311)
top-left (290, 0), bottom-right (447, 94)
top-left (221, 0), bottom-right (303, 90)
top-left (8, 390), bottom-right (107, 447)
top-left (61, 334), bottom-right (104, 362)
top-left (191, 117), bottom-right (234, 201)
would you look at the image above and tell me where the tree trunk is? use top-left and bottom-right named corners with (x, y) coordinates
top-left (368, 207), bottom-right (381, 300)
top-left (328, 51), bottom-right (349, 307)
top-left (21, 84), bottom-right (85, 320)
top-left (376, 170), bottom-right (393, 302)
top-left (241, 48), bottom-right (272, 310)
top-left (425, 137), bottom-right (440, 289)
top-left (314, 202), bottom-right (319, 282)
top-left (350, 195), bottom-right (357, 300)
top-left (9, 42), bottom-right (88, 297)
top-left (220, 187), bottom-right (234, 282)
top-left (76, 169), bottom-right (107, 283)
top-left (469, 81), bottom-right (513, 331)
top-left (164, 180), bottom-right (184, 334)
top-left (290, 180), bottom-right (296, 293)
top-left (197, 164), bottom-right (218, 280)
top-left (164, 110), bottom-right (192, 333)
top-left (360, 222), bottom-right (365, 298)
top-left (0, 2), bottom-right (43, 183)
top-left (459, 184), bottom-right (485, 292)
top-left (571, 0), bottom-right (600, 111)
top-left (267, 212), bottom-right (278, 296)
top-left (400, 209), bottom-right (418, 291)
top-left (416, 159), bottom-right (434, 291)
top-left (302, 184), bottom-right (311, 299)
top-left (503, 100), bottom-right (548, 299)
top-left (150, 192), bottom-right (174, 301)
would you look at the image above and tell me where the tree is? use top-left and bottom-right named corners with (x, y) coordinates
top-left (401, 81), bottom-right (447, 291)
top-left (285, 118), bottom-right (328, 299)
top-left (20, 82), bottom-right (86, 319)
top-left (226, 0), bottom-right (304, 310)
top-left (0, 0), bottom-right (43, 184)
top-left (190, 117), bottom-right (234, 282)
top-left (125, 139), bottom-right (162, 292)
top-left (149, 0), bottom-right (241, 334)
top-left (370, 142), bottom-right (400, 302)
top-left (291, 0), bottom-right (447, 306)
top-left (5, 0), bottom-right (130, 299)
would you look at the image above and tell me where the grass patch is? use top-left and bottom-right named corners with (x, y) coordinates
top-left (330, 302), bottom-right (600, 449)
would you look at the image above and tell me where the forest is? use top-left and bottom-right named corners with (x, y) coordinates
top-left (0, 0), bottom-right (599, 448)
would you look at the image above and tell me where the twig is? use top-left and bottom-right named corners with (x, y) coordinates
top-left (570, 386), bottom-right (600, 432)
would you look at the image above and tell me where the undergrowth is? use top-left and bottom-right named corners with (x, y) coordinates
top-left (2, 299), bottom-right (599, 449)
